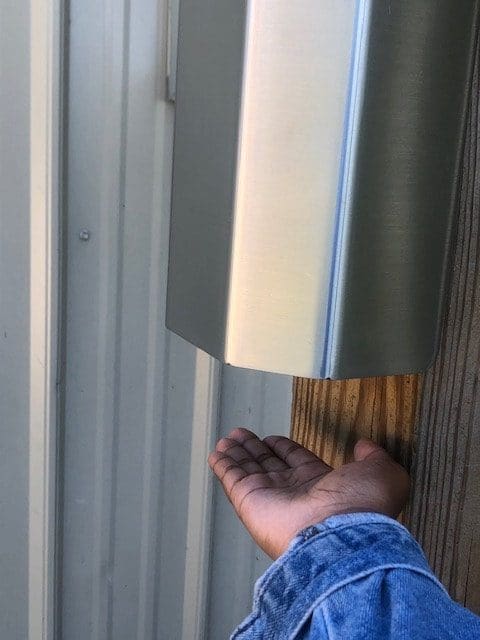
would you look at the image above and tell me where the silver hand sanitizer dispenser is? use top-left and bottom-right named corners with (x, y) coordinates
top-left (166, 0), bottom-right (478, 379)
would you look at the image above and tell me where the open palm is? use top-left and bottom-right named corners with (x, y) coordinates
top-left (208, 428), bottom-right (409, 559)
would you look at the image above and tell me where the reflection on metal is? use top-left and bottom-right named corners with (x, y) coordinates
top-left (167, 0), bottom-right (478, 379)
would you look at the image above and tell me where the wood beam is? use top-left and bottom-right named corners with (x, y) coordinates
top-left (291, 375), bottom-right (421, 470)
top-left (407, 36), bottom-right (480, 612)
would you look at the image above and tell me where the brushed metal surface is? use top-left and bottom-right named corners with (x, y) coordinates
top-left (167, 0), bottom-right (247, 359)
top-left (329, 0), bottom-right (479, 378)
top-left (227, 0), bottom-right (356, 377)
top-left (167, 0), bottom-right (478, 379)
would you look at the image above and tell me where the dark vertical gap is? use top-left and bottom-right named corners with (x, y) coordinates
top-left (55, 0), bottom-right (71, 637)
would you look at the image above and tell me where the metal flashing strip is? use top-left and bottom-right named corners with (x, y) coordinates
top-left (29, 0), bottom-right (62, 637)
top-left (168, 0), bottom-right (478, 379)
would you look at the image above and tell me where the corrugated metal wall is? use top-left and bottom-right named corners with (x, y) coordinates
top-left (61, 2), bottom-right (292, 639)
top-left (1, 4), bottom-right (32, 636)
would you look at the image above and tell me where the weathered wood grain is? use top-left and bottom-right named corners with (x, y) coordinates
top-left (407, 36), bottom-right (480, 613)
top-left (291, 375), bottom-right (421, 470)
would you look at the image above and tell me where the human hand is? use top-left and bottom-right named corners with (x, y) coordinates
top-left (208, 428), bottom-right (409, 560)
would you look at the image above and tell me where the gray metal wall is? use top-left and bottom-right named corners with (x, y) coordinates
top-left (1, 1), bottom-right (61, 638)
top-left (0, 3), bottom-right (31, 635)
top-left (60, 1), bottom-right (292, 639)
top-left (0, 1), bottom-right (290, 638)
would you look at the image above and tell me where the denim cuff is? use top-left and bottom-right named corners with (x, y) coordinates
top-left (232, 512), bottom-right (446, 639)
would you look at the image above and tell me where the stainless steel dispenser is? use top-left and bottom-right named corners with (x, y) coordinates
top-left (166, 0), bottom-right (478, 379)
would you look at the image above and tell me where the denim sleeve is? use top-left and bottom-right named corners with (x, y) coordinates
top-left (231, 513), bottom-right (480, 640)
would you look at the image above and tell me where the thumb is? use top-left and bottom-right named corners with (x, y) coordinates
top-left (353, 438), bottom-right (390, 463)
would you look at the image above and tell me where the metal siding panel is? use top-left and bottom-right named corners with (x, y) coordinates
top-left (62, 0), bottom-right (128, 636)
top-left (207, 368), bottom-right (293, 640)
top-left (0, 4), bottom-right (30, 635)
top-left (63, 1), bottom-right (293, 639)
top-left (29, 0), bottom-right (62, 636)
top-left (155, 343), bottom-right (217, 640)
top-left (0, 2), bottom-right (61, 638)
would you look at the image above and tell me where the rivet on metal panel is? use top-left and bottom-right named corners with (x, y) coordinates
top-left (78, 229), bottom-right (91, 241)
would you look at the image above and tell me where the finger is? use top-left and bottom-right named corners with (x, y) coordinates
top-left (227, 428), bottom-right (288, 472)
top-left (354, 439), bottom-right (391, 463)
top-left (263, 435), bottom-right (331, 472)
top-left (215, 437), bottom-right (264, 474)
top-left (208, 450), bottom-right (248, 496)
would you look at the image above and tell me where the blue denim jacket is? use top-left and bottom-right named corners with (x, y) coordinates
top-left (232, 513), bottom-right (480, 639)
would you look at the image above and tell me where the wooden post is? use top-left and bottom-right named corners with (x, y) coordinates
top-left (408, 37), bottom-right (480, 612)
top-left (291, 375), bottom-right (421, 469)
top-left (291, 30), bottom-right (480, 612)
